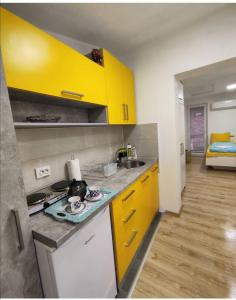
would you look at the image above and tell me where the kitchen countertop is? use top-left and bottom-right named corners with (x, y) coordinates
top-left (30, 159), bottom-right (157, 249)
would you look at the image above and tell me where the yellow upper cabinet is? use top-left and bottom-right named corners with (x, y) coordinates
top-left (0, 8), bottom-right (107, 106)
top-left (120, 63), bottom-right (136, 124)
top-left (103, 49), bottom-right (136, 124)
top-left (103, 49), bottom-right (125, 123)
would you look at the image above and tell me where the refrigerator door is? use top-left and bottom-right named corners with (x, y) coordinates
top-left (47, 206), bottom-right (117, 298)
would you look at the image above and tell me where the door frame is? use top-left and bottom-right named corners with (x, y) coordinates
top-left (186, 103), bottom-right (208, 155)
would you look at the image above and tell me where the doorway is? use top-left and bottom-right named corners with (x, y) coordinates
top-left (187, 104), bottom-right (207, 154)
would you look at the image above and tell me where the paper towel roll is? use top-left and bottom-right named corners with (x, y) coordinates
top-left (67, 158), bottom-right (82, 181)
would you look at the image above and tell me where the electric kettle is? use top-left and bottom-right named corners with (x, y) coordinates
top-left (68, 179), bottom-right (87, 201)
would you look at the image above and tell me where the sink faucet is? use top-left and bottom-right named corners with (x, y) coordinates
top-left (115, 147), bottom-right (127, 165)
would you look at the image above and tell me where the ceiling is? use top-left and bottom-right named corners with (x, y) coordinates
top-left (3, 3), bottom-right (226, 56)
top-left (178, 58), bottom-right (236, 101)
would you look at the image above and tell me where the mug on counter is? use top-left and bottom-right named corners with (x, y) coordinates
top-left (68, 196), bottom-right (81, 212)
top-left (87, 185), bottom-right (100, 198)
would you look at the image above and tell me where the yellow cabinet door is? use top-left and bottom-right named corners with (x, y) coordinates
top-left (111, 163), bottom-right (159, 283)
top-left (103, 49), bottom-right (136, 124)
top-left (136, 164), bottom-right (159, 237)
top-left (103, 49), bottom-right (126, 123)
top-left (0, 8), bottom-right (106, 106)
top-left (137, 170), bottom-right (153, 235)
top-left (121, 64), bottom-right (136, 124)
top-left (149, 163), bottom-right (159, 217)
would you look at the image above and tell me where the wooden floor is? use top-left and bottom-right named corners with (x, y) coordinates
top-left (132, 157), bottom-right (236, 298)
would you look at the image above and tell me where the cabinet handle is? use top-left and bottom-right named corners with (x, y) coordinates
top-left (122, 104), bottom-right (127, 121)
top-left (61, 90), bottom-right (84, 98)
top-left (141, 175), bottom-right (150, 183)
top-left (124, 230), bottom-right (138, 247)
top-left (84, 234), bottom-right (95, 245)
top-left (122, 190), bottom-right (135, 202)
top-left (151, 167), bottom-right (158, 172)
top-left (11, 209), bottom-right (24, 251)
top-left (126, 104), bottom-right (129, 120)
top-left (122, 209), bottom-right (136, 224)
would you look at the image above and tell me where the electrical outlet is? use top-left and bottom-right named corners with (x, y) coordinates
top-left (35, 165), bottom-right (51, 179)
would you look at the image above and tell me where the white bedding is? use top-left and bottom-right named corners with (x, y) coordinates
top-left (206, 156), bottom-right (236, 169)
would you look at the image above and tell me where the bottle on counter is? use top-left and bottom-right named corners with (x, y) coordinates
top-left (127, 144), bottom-right (132, 160)
top-left (132, 146), bottom-right (138, 160)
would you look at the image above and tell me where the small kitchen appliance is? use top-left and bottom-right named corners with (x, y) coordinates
top-left (27, 180), bottom-right (71, 215)
top-left (68, 179), bottom-right (87, 200)
top-left (34, 206), bottom-right (117, 298)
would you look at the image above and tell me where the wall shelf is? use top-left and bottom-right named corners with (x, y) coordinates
top-left (14, 122), bottom-right (108, 129)
top-left (9, 88), bottom-right (108, 128)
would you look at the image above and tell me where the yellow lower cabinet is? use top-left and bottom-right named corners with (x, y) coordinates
top-left (149, 163), bottom-right (159, 217)
top-left (111, 163), bottom-right (159, 283)
top-left (137, 170), bottom-right (154, 234)
top-left (111, 182), bottom-right (141, 282)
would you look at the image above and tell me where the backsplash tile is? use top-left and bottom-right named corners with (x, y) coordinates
top-left (16, 126), bottom-right (123, 193)
top-left (16, 124), bottom-right (158, 194)
top-left (123, 123), bottom-right (159, 160)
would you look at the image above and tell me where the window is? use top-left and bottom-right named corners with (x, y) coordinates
top-left (189, 105), bottom-right (207, 153)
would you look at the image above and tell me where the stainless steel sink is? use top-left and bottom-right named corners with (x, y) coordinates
top-left (122, 160), bottom-right (146, 169)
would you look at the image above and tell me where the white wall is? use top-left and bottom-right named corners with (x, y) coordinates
top-left (47, 30), bottom-right (99, 55)
top-left (175, 81), bottom-right (186, 194)
top-left (209, 110), bottom-right (236, 143)
top-left (122, 5), bottom-right (236, 213)
top-left (185, 92), bottom-right (236, 145)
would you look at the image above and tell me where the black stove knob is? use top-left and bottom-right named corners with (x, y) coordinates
top-left (43, 202), bottom-right (50, 209)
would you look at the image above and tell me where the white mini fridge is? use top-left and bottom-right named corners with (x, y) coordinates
top-left (35, 206), bottom-right (117, 298)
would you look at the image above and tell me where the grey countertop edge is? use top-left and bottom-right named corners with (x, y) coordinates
top-left (32, 197), bottom-right (116, 249)
top-left (30, 159), bottom-right (158, 249)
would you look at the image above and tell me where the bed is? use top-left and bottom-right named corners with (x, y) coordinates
top-left (205, 133), bottom-right (236, 169)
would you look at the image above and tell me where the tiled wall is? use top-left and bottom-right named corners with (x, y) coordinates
top-left (16, 123), bottom-right (159, 194)
top-left (123, 123), bottom-right (159, 160)
top-left (16, 126), bottom-right (123, 193)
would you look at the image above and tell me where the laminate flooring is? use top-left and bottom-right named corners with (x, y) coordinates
top-left (132, 157), bottom-right (236, 298)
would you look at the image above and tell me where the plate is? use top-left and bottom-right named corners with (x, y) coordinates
top-left (85, 193), bottom-right (103, 202)
top-left (65, 203), bottom-right (86, 215)
top-left (26, 115), bottom-right (61, 123)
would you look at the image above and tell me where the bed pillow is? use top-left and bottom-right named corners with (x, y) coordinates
top-left (211, 132), bottom-right (231, 143)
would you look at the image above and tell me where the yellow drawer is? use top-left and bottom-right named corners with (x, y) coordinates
top-left (113, 206), bottom-right (139, 239)
top-left (114, 226), bottom-right (141, 282)
top-left (112, 182), bottom-right (137, 218)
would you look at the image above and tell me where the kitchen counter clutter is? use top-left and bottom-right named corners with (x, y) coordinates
top-left (31, 159), bottom-right (159, 297)
top-left (30, 159), bottom-right (157, 249)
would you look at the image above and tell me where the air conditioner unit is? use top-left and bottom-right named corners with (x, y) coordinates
top-left (211, 99), bottom-right (236, 111)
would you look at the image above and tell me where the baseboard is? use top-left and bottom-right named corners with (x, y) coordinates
top-left (166, 203), bottom-right (183, 217)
